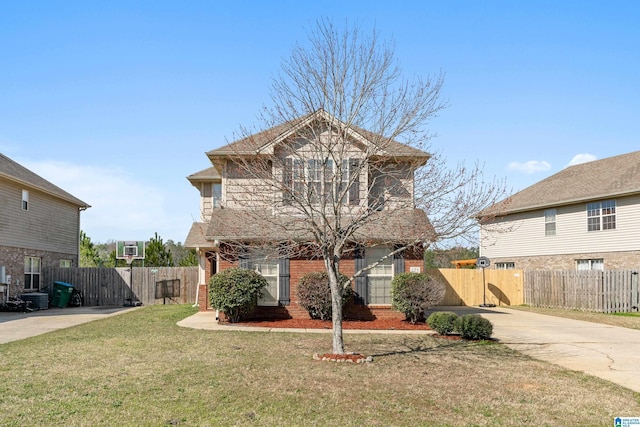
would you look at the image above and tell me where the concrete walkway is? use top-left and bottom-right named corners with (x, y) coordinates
top-left (180, 306), bottom-right (640, 393)
top-left (0, 306), bottom-right (138, 344)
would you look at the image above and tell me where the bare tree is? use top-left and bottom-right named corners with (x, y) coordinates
top-left (210, 20), bottom-right (506, 354)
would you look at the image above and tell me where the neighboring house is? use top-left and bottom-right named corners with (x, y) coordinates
top-left (185, 110), bottom-right (430, 319)
top-left (0, 154), bottom-right (90, 298)
top-left (478, 150), bottom-right (640, 270)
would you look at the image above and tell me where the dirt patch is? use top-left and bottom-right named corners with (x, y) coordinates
top-left (231, 317), bottom-right (431, 330)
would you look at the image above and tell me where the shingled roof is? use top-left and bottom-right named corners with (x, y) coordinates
top-left (186, 166), bottom-right (221, 188)
top-left (205, 110), bottom-right (430, 161)
top-left (184, 208), bottom-right (433, 247)
top-left (0, 153), bottom-right (90, 208)
top-left (479, 150), bottom-right (640, 217)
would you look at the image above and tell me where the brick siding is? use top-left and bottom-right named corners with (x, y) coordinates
top-left (489, 250), bottom-right (640, 270)
top-left (200, 251), bottom-right (425, 321)
top-left (0, 245), bottom-right (78, 297)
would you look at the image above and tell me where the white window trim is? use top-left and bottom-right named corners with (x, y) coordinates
top-left (22, 190), bottom-right (29, 211)
top-left (255, 261), bottom-right (279, 307)
top-left (366, 247), bottom-right (394, 305)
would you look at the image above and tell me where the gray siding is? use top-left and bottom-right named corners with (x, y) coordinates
top-left (0, 178), bottom-right (81, 255)
top-left (481, 194), bottom-right (640, 259)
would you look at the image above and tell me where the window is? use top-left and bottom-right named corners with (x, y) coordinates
top-left (576, 259), bottom-right (604, 271)
top-left (366, 247), bottom-right (393, 305)
top-left (339, 159), bottom-right (360, 205)
top-left (212, 183), bottom-right (222, 208)
top-left (587, 200), bottom-right (616, 231)
top-left (22, 190), bottom-right (29, 211)
top-left (544, 209), bottom-right (556, 236)
top-left (24, 257), bottom-right (41, 290)
top-left (60, 260), bottom-right (72, 268)
top-left (495, 262), bottom-right (515, 270)
top-left (254, 261), bottom-right (279, 306)
top-left (283, 158), bottom-right (360, 205)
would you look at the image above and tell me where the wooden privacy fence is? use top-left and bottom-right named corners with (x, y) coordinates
top-left (428, 268), bottom-right (524, 306)
top-left (42, 267), bottom-right (199, 306)
top-left (524, 269), bottom-right (640, 313)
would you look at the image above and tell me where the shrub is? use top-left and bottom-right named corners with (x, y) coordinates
top-left (426, 311), bottom-right (458, 335)
top-left (297, 271), bottom-right (352, 320)
top-left (391, 272), bottom-right (446, 324)
top-left (454, 314), bottom-right (493, 340)
top-left (208, 268), bottom-right (267, 323)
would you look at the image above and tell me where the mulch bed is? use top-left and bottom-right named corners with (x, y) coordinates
top-left (231, 317), bottom-right (432, 330)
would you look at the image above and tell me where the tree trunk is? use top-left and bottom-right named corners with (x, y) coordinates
top-left (325, 255), bottom-right (345, 354)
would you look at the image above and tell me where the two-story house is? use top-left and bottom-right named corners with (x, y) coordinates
top-left (185, 110), bottom-right (431, 319)
top-left (478, 150), bottom-right (640, 270)
top-left (0, 153), bottom-right (90, 299)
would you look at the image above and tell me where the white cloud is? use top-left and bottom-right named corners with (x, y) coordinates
top-left (506, 160), bottom-right (551, 174)
top-left (567, 153), bottom-right (597, 167)
top-left (21, 159), bottom-right (176, 242)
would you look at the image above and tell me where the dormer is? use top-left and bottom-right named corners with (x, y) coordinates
top-left (187, 166), bottom-right (222, 221)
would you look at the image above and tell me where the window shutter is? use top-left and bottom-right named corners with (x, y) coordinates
top-left (349, 159), bottom-right (360, 205)
top-left (277, 257), bottom-right (290, 306)
top-left (393, 246), bottom-right (405, 274)
top-left (354, 247), bottom-right (367, 305)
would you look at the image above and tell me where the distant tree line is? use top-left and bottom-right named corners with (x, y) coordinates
top-left (424, 246), bottom-right (479, 269)
top-left (79, 231), bottom-right (198, 267)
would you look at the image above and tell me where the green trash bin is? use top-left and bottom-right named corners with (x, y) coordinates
top-left (52, 281), bottom-right (74, 308)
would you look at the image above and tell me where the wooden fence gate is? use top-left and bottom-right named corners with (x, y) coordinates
top-left (524, 269), bottom-right (640, 313)
top-left (42, 267), bottom-right (199, 306)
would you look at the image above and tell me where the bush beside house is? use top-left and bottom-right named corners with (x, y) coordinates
top-left (297, 271), bottom-right (353, 320)
top-left (209, 268), bottom-right (267, 323)
top-left (391, 272), bottom-right (446, 323)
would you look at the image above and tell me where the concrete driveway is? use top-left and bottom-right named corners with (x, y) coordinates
top-left (0, 306), bottom-right (137, 344)
top-left (428, 306), bottom-right (640, 393)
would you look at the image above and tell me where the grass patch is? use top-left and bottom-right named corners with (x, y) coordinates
top-left (511, 305), bottom-right (640, 330)
top-left (1, 305), bottom-right (638, 426)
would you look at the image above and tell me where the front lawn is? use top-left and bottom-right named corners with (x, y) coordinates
top-left (0, 305), bottom-right (637, 426)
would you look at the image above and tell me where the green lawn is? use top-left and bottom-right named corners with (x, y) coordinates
top-left (1, 305), bottom-right (638, 426)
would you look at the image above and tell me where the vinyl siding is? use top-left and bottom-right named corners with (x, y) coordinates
top-left (0, 179), bottom-right (81, 254)
top-left (481, 194), bottom-right (640, 258)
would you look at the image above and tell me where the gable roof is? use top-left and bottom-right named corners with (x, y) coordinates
top-left (205, 110), bottom-right (430, 161)
top-left (0, 153), bottom-right (90, 208)
top-left (186, 166), bottom-right (221, 188)
top-left (480, 150), bottom-right (640, 217)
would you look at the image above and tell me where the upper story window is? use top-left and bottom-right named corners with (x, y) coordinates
top-left (576, 258), bottom-right (604, 271)
top-left (212, 183), bottom-right (222, 208)
top-left (544, 209), bottom-right (556, 236)
top-left (587, 200), bottom-right (616, 231)
top-left (22, 190), bottom-right (29, 211)
top-left (283, 158), bottom-right (360, 206)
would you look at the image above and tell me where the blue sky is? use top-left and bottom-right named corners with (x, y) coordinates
top-left (2, 1), bottom-right (639, 244)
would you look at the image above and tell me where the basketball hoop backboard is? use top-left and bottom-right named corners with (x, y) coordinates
top-left (116, 241), bottom-right (146, 261)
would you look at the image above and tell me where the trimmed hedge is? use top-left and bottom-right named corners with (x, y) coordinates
top-left (426, 311), bottom-right (458, 335)
top-left (454, 314), bottom-right (493, 340)
top-left (391, 272), bottom-right (446, 324)
top-left (208, 268), bottom-right (267, 323)
top-left (297, 271), bottom-right (352, 320)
